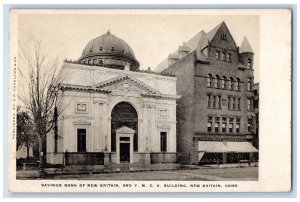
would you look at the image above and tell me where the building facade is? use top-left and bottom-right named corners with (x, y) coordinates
top-left (47, 31), bottom-right (178, 166)
top-left (158, 22), bottom-right (258, 164)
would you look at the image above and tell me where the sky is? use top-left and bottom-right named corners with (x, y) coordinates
top-left (18, 10), bottom-right (259, 82)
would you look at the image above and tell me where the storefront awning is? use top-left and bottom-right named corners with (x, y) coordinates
top-left (226, 142), bottom-right (258, 153)
top-left (198, 141), bottom-right (230, 153)
top-left (198, 141), bottom-right (258, 153)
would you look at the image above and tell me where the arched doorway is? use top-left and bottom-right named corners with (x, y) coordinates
top-left (111, 102), bottom-right (138, 153)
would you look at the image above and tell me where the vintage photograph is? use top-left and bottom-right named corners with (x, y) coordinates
top-left (8, 9), bottom-right (291, 192)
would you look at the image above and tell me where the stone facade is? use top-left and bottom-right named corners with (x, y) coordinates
top-left (46, 32), bottom-right (178, 166)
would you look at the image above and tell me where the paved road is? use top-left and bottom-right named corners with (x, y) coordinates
top-left (40, 167), bottom-right (258, 181)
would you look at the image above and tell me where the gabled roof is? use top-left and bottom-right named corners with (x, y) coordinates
top-left (157, 21), bottom-right (238, 72)
top-left (185, 30), bottom-right (206, 51)
top-left (239, 36), bottom-right (254, 54)
top-left (205, 22), bottom-right (223, 42)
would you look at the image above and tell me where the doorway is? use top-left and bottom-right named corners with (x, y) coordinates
top-left (111, 102), bottom-right (138, 152)
top-left (120, 143), bottom-right (130, 162)
top-left (77, 128), bottom-right (86, 152)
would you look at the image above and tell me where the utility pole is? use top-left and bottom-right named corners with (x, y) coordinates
top-left (54, 86), bottom-right (58, 153)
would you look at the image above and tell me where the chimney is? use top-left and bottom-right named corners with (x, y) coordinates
top-left (177, 42), bottom-right (191, 59)
top-left (168, 53), bottom-right (180, 66)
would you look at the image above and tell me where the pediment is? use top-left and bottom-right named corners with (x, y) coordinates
top-left (116, 126), bottom-right (135, 134)
top-left (93, 75), bottom-right (160, 95)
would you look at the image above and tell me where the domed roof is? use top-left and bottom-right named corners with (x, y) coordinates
top-left (78, 30), bottom-right (139, 70)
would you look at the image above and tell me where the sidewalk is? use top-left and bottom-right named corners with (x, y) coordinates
top-left (200, 162), bottom-right (259, 169)
top-left (16, 169), bottom-right (40, 179)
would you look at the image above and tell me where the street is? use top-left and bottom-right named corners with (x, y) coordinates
top-left (17, 167), bottom-right (258, 181)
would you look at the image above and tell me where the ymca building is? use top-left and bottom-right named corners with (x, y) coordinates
top-left (158, 22), bottom-right (258, 164)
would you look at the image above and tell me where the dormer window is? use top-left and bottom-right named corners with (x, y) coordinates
top-left (221, 33), bottom-right (227, 40)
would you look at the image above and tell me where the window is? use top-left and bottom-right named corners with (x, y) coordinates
top-left (236, 78), bottom-right (240, 91)
top-left (236, 123), bottom-right (240, 133)
top-left (247, 98), bottom-right (252, 111)
top-left (247, 59), bottom-right (252, 69)
top-left (221, 33), bottom-right (227, 40)
top-left (229, 77), bottom-right (234, 90)
top-left (228, 96), bottom-right (232, 110)
top-left (207, 74), bottom-right (212, 87)
top-left (216, 50), bottom-right (220, 60)
top-left (222, 117), bottom-right (227, 133)
top-left (247, 78), bottom-right (253, 91)
top-left (207, 95), bottom-right (211, 108)
top-left (237, 98), bottom-right (241, 110)
top-left (221, 52), bottom-right (225, 61)
top-left (221, 76), bottom-right (226, 89)
top-left (226, 53), bottom-right (231, 62)
top-left (160, 132), bottom-right (167, 152)
top-left (232, 98), bottom-right (236, 110)
top-left (236, 118), bottom-right (240, 133)
top-left (77, 129), bottom-right (86, 152)
top-left (215, 117), bottom-right (220, 133)
top-left (208, 116), bottom-right (212, 132)
top-left (218, 96), bottom-right (221, 109)
top-left (215, 75), bottom-right (220, 88)
top-left (248, 117), bottom-right (252, 132)
top-left (229, 118), bottom-right (234, 133)
top-left (229, 123), bottom-right (233, 133)
top-left (213, 96), bottom-right (216, 108)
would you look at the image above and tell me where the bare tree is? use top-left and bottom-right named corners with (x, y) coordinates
top-left (18, 39), bottom-right (65, 177)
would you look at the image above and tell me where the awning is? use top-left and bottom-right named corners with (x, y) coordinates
top-left (198, 141), bottom-right (258, 153)
top-left (198, 141), bottom-right (230, 153)
top-left (226, 142), bottom-right (258, 153)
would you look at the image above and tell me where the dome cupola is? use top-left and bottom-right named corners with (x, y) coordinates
top-left (78, 30), bottom-right (139, 70)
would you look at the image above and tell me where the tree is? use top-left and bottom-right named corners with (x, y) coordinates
top-left (16, 107), bottom-right (36, 158)
top-left (18, 39), bottom-right (65, 177)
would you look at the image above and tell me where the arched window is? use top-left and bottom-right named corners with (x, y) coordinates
top-left (236, 78), bottom-right (240, 91)
top-left (207, 74), bottom-right (212, 87)
top-left (222, 76), bottom-right (227, 89)
top-left (247, 59), bottom-right (252, 69)
top-left (215, 75), bottom-right (220, 88)
top-left (111, 102), bottom-right (138, 152)
top-left (229, 77), bottom-right (234, 90)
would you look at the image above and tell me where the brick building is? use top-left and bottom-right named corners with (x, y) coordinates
top-left (158, 22), bottom-right (258, 164)
top-left (253, 83), bottom-right (259, 150)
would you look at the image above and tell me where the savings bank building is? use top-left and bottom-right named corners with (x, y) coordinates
top-left (47, 31), bottom-right (179, 167)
